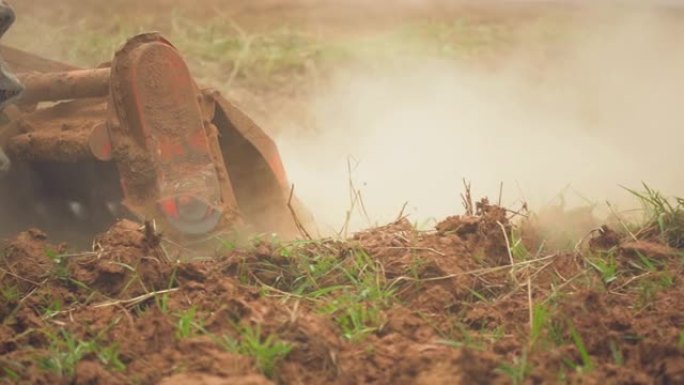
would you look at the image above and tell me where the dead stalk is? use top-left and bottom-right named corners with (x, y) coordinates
top-left (51, 251), bottom-right (99, 259)
top-left (287, 184), bottom-right (313, 240)
top-left (92, 288), bottom-right (179, 309)
top-left (540, 271), bottom-right (588, 305)
top-left (606, 201), bottom-right (638, 242)
top-left (573, 227), bottom-right (604, 254)
top-left (395, 201), bottom-right (409, 222)
top-left (496, 221), bottom-right (517, 274)
top-left (381, 246), bottom-right (446, 257)
top-left (249, 272), bottom-right (323, 303)
top-left (0, 267), bottom-right (44, 286)
top-left (527, 277), bottom-right (533, 337)
top-left (461, 179), bottom-right (474, 216)
top-left (388, 253), bottom-right (558, 286)
top-left (339, 157), bottom-right (372, 237)
top-left (611, 272), bottom-right (652, 292)
top-left (505, 207), bottom-right (530, 219)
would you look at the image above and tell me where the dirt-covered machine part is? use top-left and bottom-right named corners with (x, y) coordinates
top-left (0, 33), bottom-right (309, 249)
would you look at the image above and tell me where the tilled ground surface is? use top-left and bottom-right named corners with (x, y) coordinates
top-left (1, 200), bottom-right (683, 385)
top-left (3, 2), bottom-right (684, 384)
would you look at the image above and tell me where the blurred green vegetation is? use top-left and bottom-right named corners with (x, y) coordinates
top-left (5, 10), bottom-right (568, 90)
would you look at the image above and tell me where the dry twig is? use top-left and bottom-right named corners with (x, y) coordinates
top-left (288, 184), bottom-right (313, 240)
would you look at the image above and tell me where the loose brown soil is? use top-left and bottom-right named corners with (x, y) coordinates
top-left (2, 2), bottom-right (684, 384)
top-left (1, 199), bottom-right (683, 385)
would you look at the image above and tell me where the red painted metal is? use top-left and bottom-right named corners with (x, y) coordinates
top-left (107, 33), bottom-right (239, 236)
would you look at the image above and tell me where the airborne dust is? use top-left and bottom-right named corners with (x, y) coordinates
top-left (277, 4), bottom-right (684, 236)
top-left (3, 1), bottom-right (683, 243)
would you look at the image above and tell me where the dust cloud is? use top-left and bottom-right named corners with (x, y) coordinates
top-left (277, 4), bottom-right (684, 236)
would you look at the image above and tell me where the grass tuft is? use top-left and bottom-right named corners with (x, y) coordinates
top-left (220, 324), bottom-right (292, 379)
top-left (496, 352), bottom-right (531, 385)
top-left (529, 303), bottom-right (551, 348)
top-left (38, 329), bottom-right (125, 377)
top-left (586, 251), bottom-right (618, 285)
top-left (175, 306), bottom-right (206, 339)
top-left (625, 183), bottom-right (684, 248)
top-left (568, 325), bottom-right (594, 373)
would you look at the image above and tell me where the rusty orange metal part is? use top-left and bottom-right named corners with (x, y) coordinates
top-left (16, 68), bottom-right (110, 104)
top-left (107, 33), bottom-right (236, 236)
top-left (0, 33), bottom-right (309, 247)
